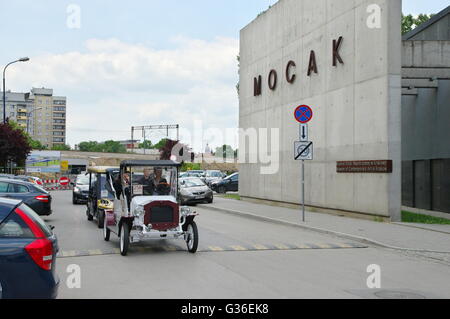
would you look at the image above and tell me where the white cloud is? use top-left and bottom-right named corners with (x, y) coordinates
top-left (7, 36), bottom-right (240, 151)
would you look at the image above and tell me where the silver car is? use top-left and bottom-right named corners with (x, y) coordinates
top-left (179, 177), bottom-right (213, 205)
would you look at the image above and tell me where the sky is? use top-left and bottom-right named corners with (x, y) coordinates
top-left (0, 0), bottom-right (448, 151)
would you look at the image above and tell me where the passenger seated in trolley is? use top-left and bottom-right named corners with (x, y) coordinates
top-left (138, 167), bottom-right (170, 196)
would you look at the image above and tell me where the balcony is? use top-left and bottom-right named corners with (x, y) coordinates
top-left (17, 123), bottom-right (27, 128)
top-left (18, 108), bottom-right (27, 113)
top-left (16, 116), bottom-right (27, 120)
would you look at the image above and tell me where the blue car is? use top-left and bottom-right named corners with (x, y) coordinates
top-left (0, 198), bottom-right (59, 299)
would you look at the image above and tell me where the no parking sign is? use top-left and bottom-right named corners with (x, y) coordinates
top-left (294, 105), bottom-right (313, 124)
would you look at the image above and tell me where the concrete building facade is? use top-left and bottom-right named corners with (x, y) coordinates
top-left (239, 0), bottom-right (402, 220)
top-left (401, 7), bottom-right (450, 214)
top-left (1, 88), bottom-right (67, 149)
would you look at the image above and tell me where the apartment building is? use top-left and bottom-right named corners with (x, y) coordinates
top-left (1, 87), bottom-right (67, 149)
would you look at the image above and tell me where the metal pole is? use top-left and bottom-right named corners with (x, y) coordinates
top-left (3, 70), bottom-right (6, 124)
top-left (131, 127), bottom-right (134, 152)
top-left (302, 159), bottom-right (305, 222)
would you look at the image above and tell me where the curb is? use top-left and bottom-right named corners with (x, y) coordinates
top-left (200, 205), bottom-right (450, 254)
top-left (392, 222), bottom-right (450, 236)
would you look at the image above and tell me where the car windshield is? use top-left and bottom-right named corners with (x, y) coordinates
top-left (127, 166), bottom-right (178, 197)
top-left (76, 175), bottom-right (90, 185)
top-left (181, 178), bottom-right (205, 187)
top-left (207, 171), bottom-right (222, 177)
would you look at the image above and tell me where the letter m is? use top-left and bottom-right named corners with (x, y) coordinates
top-left (254, 75), bottom-right (262, 96)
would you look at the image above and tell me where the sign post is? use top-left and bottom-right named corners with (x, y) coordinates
top-left (294, 105), bottom-right (314, 222)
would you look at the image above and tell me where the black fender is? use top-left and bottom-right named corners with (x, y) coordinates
top-left (182, 214), bottom-right (198, 231)
top-left (118, 217), bottom-right (134, 237)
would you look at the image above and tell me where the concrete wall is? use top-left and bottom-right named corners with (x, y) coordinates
top-left (239, 0), bottom-right (402, 220)
top-left (405, 12), bottom-right (450, 41)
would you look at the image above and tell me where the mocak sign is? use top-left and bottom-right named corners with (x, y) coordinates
top-left (253, 36), bottom-right (344, 97)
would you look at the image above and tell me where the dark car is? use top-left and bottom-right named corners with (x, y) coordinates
top-left (0, 198), bottom-right (59, 299)
top-left (13, 175), bottom-right (44, 186)
top-left (179, 177), bottom-right (213, 205)
top-left (72, 174), bottom-right (91, 204)
top-left (211, 173), bottom-right (239, 194)
top-left (204, 170), bottom-right (226, 186)
top-left (0, 179), bottom-right (52, 216)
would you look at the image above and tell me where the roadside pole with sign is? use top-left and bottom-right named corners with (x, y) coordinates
top-left (294, 105), bottom-right (314, 222)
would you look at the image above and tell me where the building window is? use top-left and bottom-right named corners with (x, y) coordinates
top-left (53, 106), bottom-right (65, 111)
top-left (53, 113), bottom-right (65, 118)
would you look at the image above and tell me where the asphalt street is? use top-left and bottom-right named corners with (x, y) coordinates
top-left (44, 191), bottom-right (450, 299)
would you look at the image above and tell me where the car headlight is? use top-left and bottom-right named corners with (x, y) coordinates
top-left (135, 205), bottom-right (144, 217)
top-left (181, 206), bottom-right (192, 216)
top-left (74, 187), bottom-right (80, 193)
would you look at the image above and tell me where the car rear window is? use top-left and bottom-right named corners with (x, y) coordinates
top-left (32, 185), bottom-right (48, 194)
top-left (0, 211), bottom-right (34, 238)
top-left (18, 204), bottom-right (53, 238)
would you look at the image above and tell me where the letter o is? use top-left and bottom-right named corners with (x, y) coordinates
top-left (268, 69), bottom-right (277, 90)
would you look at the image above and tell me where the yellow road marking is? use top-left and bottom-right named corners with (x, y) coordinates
top-left (88, 249), bottom-right (103, 256)
top-left (253, 244), bottom-right (268, 250)
top-left (317, 243), bottom-right (332, 249)
top-left (274, 244), bottom-right (290, 250)
top-left (61, 250), bottom-right (78, 257)
top-left (230, 245), bottom-right (247, 251)
top-left (208, 246), bottom-right (225, 251)
top-left (163, 245), bottom-right (179, 252)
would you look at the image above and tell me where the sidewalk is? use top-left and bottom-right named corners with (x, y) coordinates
top-left (199, 197), bottom-right (450, 253)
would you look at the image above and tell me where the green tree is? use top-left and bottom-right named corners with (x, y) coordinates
top-left (153, 138), bottom-right (169, 150)
top-left (0, 121), bottom-right (32, 168)
top-left (78, 140), bottom-right (126, 153)
top-left (102, 140), bottom-right (126, 153)
top-left (139, 140), bottom-right (153, 149)
top-left (402, 14), bottom-right (435, 34)
top-left (78, 141), bottom-right (100, 152)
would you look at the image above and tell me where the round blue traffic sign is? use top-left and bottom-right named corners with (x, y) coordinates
top-left (294, 105), bottom-right (313, 124)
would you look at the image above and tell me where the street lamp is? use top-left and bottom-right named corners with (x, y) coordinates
top-left (27, 107), bottom-right (43, 135)
top-left (3, 57), bottom-right (30, 124)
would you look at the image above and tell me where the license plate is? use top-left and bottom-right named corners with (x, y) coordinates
top-left (195, 196), bottom-right (204, 199)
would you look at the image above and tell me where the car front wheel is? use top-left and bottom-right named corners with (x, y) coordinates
top-left (120, 223), bottom-right (130, 256)
top-left (186, 221), bottom-right (198, 253)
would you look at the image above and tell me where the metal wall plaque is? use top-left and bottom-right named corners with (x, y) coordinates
top-left (337, 160), bottom-right (393, 173)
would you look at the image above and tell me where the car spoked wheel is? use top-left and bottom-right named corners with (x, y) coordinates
top-left (186, 222), bottom-right (198, 253)
top-left (103, 216), bottom-right (110, 242)
top-left (120, 223), bottom-right (130, 256)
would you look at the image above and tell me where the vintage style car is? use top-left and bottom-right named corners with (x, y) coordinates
top-left (102, 160), bottom-right (199, 256)
top-left (85, 166), bottom-right (119, 228)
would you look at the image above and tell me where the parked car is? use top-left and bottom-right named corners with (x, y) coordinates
top-left (179, 177), bottom-right (213, 205)
top-left (13, 175), bottom-right (43, 186)
top-left (211, 173), bottom-right (239, 194)
top-left (0, 179), bottom-right (52, 216)
top-left (0, 174), bottom-right (13, 179)
top-left (0, 198), bottom-right (59, 299)
top-left (187, 170), bottom-right (206, 177)
top-left (72, 174), bottom-right (91, 204)
top-left (204, 170), bottom-right (226, 186)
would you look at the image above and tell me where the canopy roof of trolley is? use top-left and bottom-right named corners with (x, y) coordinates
top-left (87, 166), bottom-right (120, 174)
top-left (119, 160), bottom-right (181, 168)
